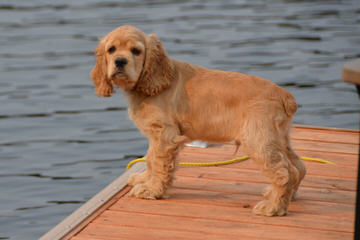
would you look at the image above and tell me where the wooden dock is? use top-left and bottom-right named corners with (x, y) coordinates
top-left (41, 125), bottom-right (359, 240)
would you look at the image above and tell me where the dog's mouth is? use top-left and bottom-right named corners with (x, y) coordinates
top-left (112, 71), bottom-right (127, 78)
top-left (111, 73), bottom-right (136, 91)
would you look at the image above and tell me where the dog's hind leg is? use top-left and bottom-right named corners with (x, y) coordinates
top-left (286, 138), bottom-right (306, 200)
top-left (262, 134), bottom-right (306, 202)
top-left (241, 116), bottom-right (298, 216)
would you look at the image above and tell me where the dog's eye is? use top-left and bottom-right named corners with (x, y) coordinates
top-left (131, 47), bottom-right (141, 56)
top-left (108, 46), bottom-right (116, 54)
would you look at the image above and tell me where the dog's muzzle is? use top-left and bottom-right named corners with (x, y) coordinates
top-left (115, 58), bottom-right (128, 69)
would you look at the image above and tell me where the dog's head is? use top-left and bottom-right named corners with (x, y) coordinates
top-left (91, 25), bottom-right (175, 97)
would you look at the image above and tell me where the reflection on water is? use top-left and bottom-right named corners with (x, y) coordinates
top-left (0, 0), bottom-right (359, 239)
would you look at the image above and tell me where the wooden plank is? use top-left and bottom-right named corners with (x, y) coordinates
top-left (172, 175), bottom-right (356, 204)
top-left (178, 143), bottom-right (357, 179)
top-left (179, 154), bottom-right (357, 179)
top-left (184, 140), bottom-right (358, 157)
top-left (176, 163), bottom-right (356, 189)
top-left (205, 139), bottom-right (358, 156)
top-left (164, 187), bottom-right (355, 218)
top-left (293, 125), bottom-right (359, 134)
top-left (77, 223), bottom-right (267, 240)
top-left (39, 162), bottom-right (146, 240)
top-left (292, 138), bottom-right (357, 155)
top-left (180, 146), bottom-right (358, 166)
top-left (178, 155), bottom-right (357, 180)
top-left (91, 210), bottom-right (353, 240)
top-left (301, 174), bottom-right (356, 191)
top-left (179, 148), bottom-right (357, 170)
top-left (343, 59), bottom-right (360, 85)
top-left (292, 125), bottom-right (359, 144)
top-left (111, 197), bottom-right (354, 232)
top-left (178, 154), bottom-right (358, 180)
top-left (72, 237), bottom-right (108, 240)
top-left (180, 146), bottom-right (357, 167)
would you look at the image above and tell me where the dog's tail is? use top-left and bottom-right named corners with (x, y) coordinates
top-left (281, 90), bottom-right (298, 117)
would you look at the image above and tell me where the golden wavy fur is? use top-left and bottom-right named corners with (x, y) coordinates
top-left (91, 25), bottom-right (306, 216)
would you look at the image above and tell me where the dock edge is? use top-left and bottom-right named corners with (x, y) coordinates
top-left (39, 161), bottom-right (146, 240)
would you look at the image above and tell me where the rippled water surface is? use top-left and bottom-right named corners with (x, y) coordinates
top-left (0, 0), bottom-right (359, 239)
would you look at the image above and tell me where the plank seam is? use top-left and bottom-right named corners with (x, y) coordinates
top-left (171, 186), bottom-right (355, 205)
top-left (121, 197), bottom-right (354, 220)
top-left (90, 221), bottom-right (259, 240)
top-left (175, 174), bottom-right (356, 192)
top-left (104, 209), bottom-right (354, 234)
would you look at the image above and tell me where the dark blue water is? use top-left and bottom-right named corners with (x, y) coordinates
top-left (0, 0), bottom-right (359, 239)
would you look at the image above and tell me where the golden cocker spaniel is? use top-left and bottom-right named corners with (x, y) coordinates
top-left (91, 25), bottom-right (306, 216)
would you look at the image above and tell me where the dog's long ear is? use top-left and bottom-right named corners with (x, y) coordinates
top-left (90, 39), bottom-right (114, 97)
top-left (135, 34), bottom-right (175, 96)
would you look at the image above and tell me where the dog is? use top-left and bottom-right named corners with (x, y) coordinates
top-left (90, 25), bottom-right (306, 216)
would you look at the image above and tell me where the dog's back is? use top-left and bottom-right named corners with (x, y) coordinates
top-left (170, 61), bottom-right (296, 143)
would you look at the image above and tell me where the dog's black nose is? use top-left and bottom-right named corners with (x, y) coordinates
top-left (115, 58), bottom-right (128, 68)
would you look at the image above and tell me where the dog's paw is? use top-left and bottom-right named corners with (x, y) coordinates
top-left (253, 200), bottom-right (287, 217)
top-left (128, 182), bottom-right (164, 200)
top-left (127, 172), bottom-right (149, 186)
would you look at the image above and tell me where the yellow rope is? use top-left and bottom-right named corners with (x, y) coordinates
top-left (300, 156), bottom-right (335, 165)
top-left (126, 155), bottom-right (334, 171)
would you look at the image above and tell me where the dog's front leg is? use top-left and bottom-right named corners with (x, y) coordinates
top-left (127, 148), bottom-right (153, 186)
top-left (128, 125), bottom-right (187, 199)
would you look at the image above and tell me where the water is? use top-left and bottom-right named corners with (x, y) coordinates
top-left (0, 0), bottom-right (359, 239)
